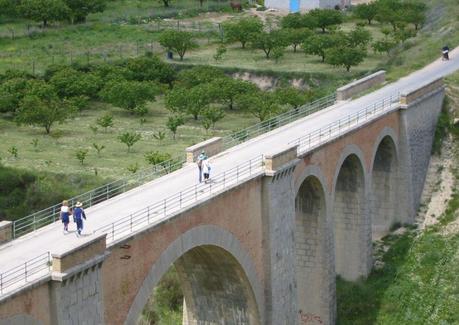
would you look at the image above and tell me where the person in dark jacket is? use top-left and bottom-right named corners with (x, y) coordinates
top-left (442, 45), bottom-right (450, 60)
top-left (73, 201), bottom-right (86, 236)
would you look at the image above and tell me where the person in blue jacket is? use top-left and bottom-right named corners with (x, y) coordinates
top-left (73, 202), bottom-right (86, 236)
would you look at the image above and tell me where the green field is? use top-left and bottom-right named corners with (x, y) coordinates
top-left (0, 97), bottom-right (259, 179)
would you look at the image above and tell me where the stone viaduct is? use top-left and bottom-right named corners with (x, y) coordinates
top-left (0, 76), bottom-right (445, 325)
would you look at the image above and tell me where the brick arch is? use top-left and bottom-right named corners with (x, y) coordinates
top-left (125, 225), bottom-right (263, 325)
top-left (331, 144), bottom-right (372, 280)
top-left (370, 129), bottom-right (400, 239)
top-left (293, 165), bottom-right (335, 325)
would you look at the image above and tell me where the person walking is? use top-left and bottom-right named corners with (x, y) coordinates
top-left (442, 45), bottom-right (450, 61)
top-left (202, 158), bottom-right (211, 184)
top-left (73, 201), bottom-right (86, 237)
top-left (197, 150), bottom-right (207, 183)
top-left (60, 200), bottom-right (70, 233)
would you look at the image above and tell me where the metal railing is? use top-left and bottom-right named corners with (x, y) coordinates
top-left (222, 94), bottom-right (336, 149)
top-left (12, 156), bottom-right (186, 238)
top-left (12, 93), bottom-right (337, 240)
top-left (0, 252), bottom-right (51, 296)
top-left (94, 155), bottom-right (264, 244)
top-left (290, 93), bottom-right (400, 153)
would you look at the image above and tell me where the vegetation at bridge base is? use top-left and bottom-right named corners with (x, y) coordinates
top-left (139, 266), bottom-right (183, 325)
top-left (336, 220), bottom-right (459, 325)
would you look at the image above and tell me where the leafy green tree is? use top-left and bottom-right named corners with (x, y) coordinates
top-left (376, 0), bottom-right (404, 31)
top-left (118, 132), bottom-right (141, 152)
top-left (158, 0), bottom-right (171, 7)
top-left (202, 107), bottom-right (224, 133)
top-left (209, 78), bottom-right (257, 110)
top-left (177, 66), bottom-right (225, 88)
top-left (64, 0), bottom-right (106, 23)
top-left (100, 80), bottom-right (158, 112)
top-left (20, 0), bottom-right (70, 26)
top-left (92, 143), bottom-right (105, 156)
top-left (236, 91), bottom-right (280, 121)
top-left (16, 80), bottom-right (76, 134)
top-left (0, 0), bottom-right (20, 17)
top-left (0, 78), bottom-right (29, 113)
top-left (281, 13), bottom-right (304, 29)
top-left (403, 1), bottom-right (426, 30)
top-left (274, 87), bottom-right (312, 110)
top-left (144, 151), bottom-right (171, 165)
top-left (126, 56), bottom-right (176, 85)
top-left (75, 149), bottom-right (88, 165)
top-left (8, 146), bottom-right (18, 159)
top-left (222, 17), bottom-right (263, 49)
top-left (96, 113), bottom-right (113, 132)
top-left (213, 44), bottom-right (227, 62)
top-left (308, 9), bottom-right (343, 33)
top-left (284, 28), bottom-right (312, 53)
top-left (251, 30), bottom-right (288, 59)
top-left (153, 130), bottom-right (166, 143)
top-left (166, 115), bottom-right (184, 140)
top-left (159, 30), bottom-right (198, 61)
top-left (272, 47), bottom-right (285, 63)
top-left (346, 26), bottom-right (372, 47)
top-left (49, 68), bottom-right (102, 98)
top-left (303, 32), bottom-right (344, 62)
top-left (353, 2), bottom-right (378, 25)
top-left (393, 26), bottom-right (416, 43)
top-left (326, 46), bottom-right (367, 72)
top-left (68, 95), bottom-right (89, 111)
top-left (165, 84), bottom-right (212, 120)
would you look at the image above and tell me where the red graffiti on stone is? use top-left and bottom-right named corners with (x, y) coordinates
top-left (299, 310), bottom-right (324, 324)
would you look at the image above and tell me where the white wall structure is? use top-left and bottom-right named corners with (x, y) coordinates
top-left (265, 0), bottom-right (351, 12)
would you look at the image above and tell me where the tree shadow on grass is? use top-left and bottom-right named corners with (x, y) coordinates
top-left (336, 231), bottom-right (414, 325)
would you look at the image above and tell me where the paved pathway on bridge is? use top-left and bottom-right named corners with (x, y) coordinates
top-left (1, 48), bottom-right (459, 279)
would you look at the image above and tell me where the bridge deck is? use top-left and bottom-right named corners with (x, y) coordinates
top-left (1, 48), bottom-right (458, 295)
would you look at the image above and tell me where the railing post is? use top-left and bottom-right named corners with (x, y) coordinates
top-left (163, 199), bottom-right (166, 216)
top-left (89, 192), bottom-right (93, 207)
top-left (179, 192), bottom-right (182, 208)
top-left (237, 166), bottom-right (239, 182)
top-left (130, 214), bottom-right (133, 232)
top-left (0, 272), bottom-right (2, 294)
top-left (223, 171), bottom-right (226, 187)
top-left (33, 215), bottom-right (36, 231)
top-left (24, 261), bottom-right (28, 282)
top-left (106, 185), bottom-right (109, 200)
top-left (147, 206), bottom-right (150, 224)
top-left (112, 223), bottom-right (115, 241)
top-left (195, 185), bottom-right (197, 201)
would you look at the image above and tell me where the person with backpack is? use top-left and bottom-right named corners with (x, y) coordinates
top-left (73, 201), bottom-right (86, 237)
top-left (197, 151), bottom-right (207, 183)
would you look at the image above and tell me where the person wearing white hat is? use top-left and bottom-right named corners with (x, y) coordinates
top-left (73, 202), bottom-right (86, 236)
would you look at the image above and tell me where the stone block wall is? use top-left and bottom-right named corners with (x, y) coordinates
top-left (185, 137), bottom-right (223, 163)
top-left (0, 221), bottom-right (12, 244)
top-left (399, 81), bottom-right (445, 218)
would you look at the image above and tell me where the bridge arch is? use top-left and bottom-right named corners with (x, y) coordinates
top-left (125, 225), bottom-right (263, 325)
top-left (294, 165), bottom-right (335, 324)
top-left (370, 128), bottom-right (399, 239)
top-left (332, 144), bottom-right (371, 280)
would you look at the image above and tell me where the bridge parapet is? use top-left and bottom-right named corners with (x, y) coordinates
top-left (186, 137), bottom-right (223, 163)
top-left (337, 70), bottom-right (386, 101)
top-left (0, 221), bottom-right (12, 244)
top-left (264, 145), bottom-right (298, 175)
top-left (400, 78), bottom-right (444, 107)
top-left (52, 234), bottom-right (106, 274)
